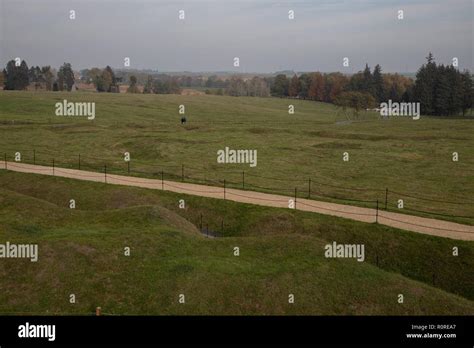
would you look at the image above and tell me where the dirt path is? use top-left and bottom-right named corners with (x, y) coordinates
top-left (3, 161), bottom-right (474, 241)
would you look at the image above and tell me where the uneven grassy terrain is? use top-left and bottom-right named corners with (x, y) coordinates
top-left (0, 171), bottom-right (473, 315)
top-left (0, 91), bottom-right (473, 224)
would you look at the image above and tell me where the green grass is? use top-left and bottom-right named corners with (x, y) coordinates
top-left (0, 171), bottom-right (473, 315)
top-left (0, 91), bottom-right (473, 225)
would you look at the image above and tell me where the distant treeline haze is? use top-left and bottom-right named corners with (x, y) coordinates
top-left (1, 53), bottom-right (472, 116)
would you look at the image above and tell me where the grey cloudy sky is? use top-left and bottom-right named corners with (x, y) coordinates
top-left (0, 0), bottom-right (472, 73)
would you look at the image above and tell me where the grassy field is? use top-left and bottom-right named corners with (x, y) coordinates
top-left (0, 171), bottom-right (473, 315)
top-left (0, 91), bottom-right (473, 225)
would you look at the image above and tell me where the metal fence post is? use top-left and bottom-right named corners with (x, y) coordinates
top-left (294, 188), bottom-right (297, 209)
top-left (376, 200), bottom-right (379, 223)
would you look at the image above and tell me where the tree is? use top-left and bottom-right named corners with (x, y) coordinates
top-left (361, 63), bottom-right (374, 95)
top-left (334, 91), bottom-right (376, 118)
top-left (3, 59), bottom-right (29, 90)
top-left (324, 72), bottom-right (348, 103)
top-left (104, 66), bottom-right (119, 92)
top-left (372, 64), bottom-right (385, 103)
top-left (58, 63), bottom-right (75, 91)
top-left (143, 75), bottom-right (153, 93)
top-left (271, 74), bottom-right (289, 97)
top-left (298, 73), bottom-right (312, 99)
top-left (433, 65), bottom-right (450, 115)
top-left (247, 77), bottom-right (269, 97)
top-left (308, 73), bottom-right (325, 101)
top-left (127, 75), bottom-right (139, 93)
top-left (447, 65), bottom-right (464, 116)
top-left (288, 74), bottom-right (301, 97)
top-left (41, 66), bottom-right (54, 91)
top-left (461, 70), bottom-right (473, 116)
top-left (226, 76), bottom-right (245, 96)
top-left (414, 52), bottom-right (437, 115)
top-left (101, 67), bottom-right (113, 92)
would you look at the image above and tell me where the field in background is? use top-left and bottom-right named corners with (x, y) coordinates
top-left (0, 171), bottom-right (473, 315)
top-left (0, 90), bottom-right (473, 226)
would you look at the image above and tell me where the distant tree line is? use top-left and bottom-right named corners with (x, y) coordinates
top-left (82, 66), bottom-right (120, 92)
top-left (268, 54), bottom-right (473, 116)
top-left (3, 54), bottom-right (472, 116)
top-left (126, 74), bottom-right (181, 94)
top-left (3, 60), bottom-right (75, 92)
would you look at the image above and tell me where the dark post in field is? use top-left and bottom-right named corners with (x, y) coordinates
top-left (385, 188), bottom-right (388, 210)
top-left (376, 199), bottom-right (379, 223)
top-left (294, 188), bottom-right (297, 209)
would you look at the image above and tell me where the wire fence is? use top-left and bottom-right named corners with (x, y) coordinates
top-left (1, 148), bottom-right (474, 226)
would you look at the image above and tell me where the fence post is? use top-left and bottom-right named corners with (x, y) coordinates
top-left (385, 188), bottom-right (388, 210)
top-left (376, 200), bottom-right (379, 223)
top-left (78, 154), bottom-right (81, 170)
top-left (52, 159), bottom-right (55, 176)
top-left (224, 179), bottom-right (226, 200)
top-left (4, 153), bottom-right (6, 170)
top-left (308, 178), bottom-right (311, 199)
top-left (104, 165), bottom-right (107, 183)
top-left (294, 188), bottom-right (297, 209)
top-left (161, 170), bottom-right (164, 190)
top-left (33, 149), bottom-right (36, 165)
top-left (242, 171), bottom-right (245, 190)
top-left (127, 161), bottom-right (130, 174)
top-left (181, 164), bottom-right (184, 182)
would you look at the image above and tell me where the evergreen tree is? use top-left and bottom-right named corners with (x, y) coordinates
top-left (362, 63), bottom-right (374, 96)
top-left (447, 65), bottom-right (464, 115)
top-left (414, 53), bottom-right (437, 115)
top-left (58, 63), bottom-right (75, 91)
top-left (3, 60), bottom-right (29, 90)
top-left (372, 64), bottom-right (385, 102)
top-left (461, 70), bottom-right (473, 116)
top-left (433, 65), bottom-right (450, 115)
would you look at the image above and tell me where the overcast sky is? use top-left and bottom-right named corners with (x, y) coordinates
top-left (0, 0), bottom-right (472, 73)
